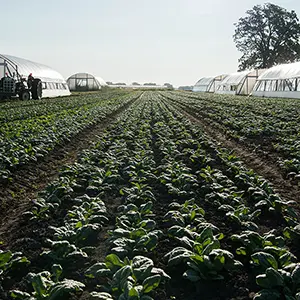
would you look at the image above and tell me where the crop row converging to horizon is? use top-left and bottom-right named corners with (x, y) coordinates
top-left (0, 90), bottom-right (300, 300)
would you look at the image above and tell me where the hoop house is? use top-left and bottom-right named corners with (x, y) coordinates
top-left (193, 75), bottom-right (227, 93)
top-left (67, 73), bottom-right (106, 91)
top-left (0, 54), bottom-right (70, 98)
top-left (216, 70), bottom-right (264, 95)
top-left (252, 62), bottom-right (300, 99)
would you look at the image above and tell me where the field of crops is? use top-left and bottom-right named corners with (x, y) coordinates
top-left (1, 90), bottom-right (300, 300)
top-left (165, 91), bottom-right (300, 178)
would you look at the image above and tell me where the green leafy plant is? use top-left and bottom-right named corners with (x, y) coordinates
top-left (165, 226), bottom-right (242, 281)
top-left (11, 265), bottom-right (85, 300)
top-left (85, 254), bottom-right (170, 299)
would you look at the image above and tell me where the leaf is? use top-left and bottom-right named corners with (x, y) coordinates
top-left (253, 289), bottom-right (281, 300)
top-left (111, 247), bottom-right (129, 258)
top-left (105, 254), bottom-right (124, 271)
top-left (140, 202), bottom-right (153, 214)
top-left (265, 268), bottom-right (284, 287)
top-left (132, 256), bottom-right (153, 270)
top-left (132, 256), bottom-right (154, 281)
top-left (85, 262), bottom-right (107, 278)
top-left (10, 290), bottom-right (32, 299)
top-left (236, 247), bottom-right (247, 256)
top-left (138, 219), bottom-right (156, 230)
top-left (183, 269), bottom-right (201, 282)
top-left (48, 279), bottom-right (85, 300)
top-left (31, 273), bottom-right (50, 298)
top-left (90, 291), bottom-right (113, 299)
top-left (151, 267), bottom-right (171, 281)
top-left (203, 239), bottom-right (220, 255)
top-left (251, 252), bottom-right (278, 270)
top-left (216, 233), bottom-right (224, 240)
top-left (190, 210), bottom-right (196, 222)
top-left (292, 264), bottom-right (300, 285)
top-left (0, 250), bottom-right (12, 268)
top-left (131, 228), bottom-right (147, 239)
top-left (166, 248), bottom-right (192, 267)
top-left (283, 227), bottom-right (293, 239)
top-left (51, 264), bottom-right (63, 282)
top-left (278, 252), bottom-right (297, 267)
top-left (256, 268), bottom-right (284, 288)
top-left (198, 226), bottom-right (214, 243)
top-left (128, 287), bottom-right (139, 298)
top-left (111, 266), bottom-right (132, 291)
top-left (143, 274), bottom-right (161, 293)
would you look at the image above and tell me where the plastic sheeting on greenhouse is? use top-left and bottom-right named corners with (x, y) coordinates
top-left (67, 73), bottom-right (107, 91)
top-left (193, 77), bottom-right (214, 92)
top-left (252, 62), bottom-right (300, 99)
top-left (216, 69), bottom-right (265, 95)
top-left (95, 77), bottom-right (107, 86)
top-left (0, 54), bottom-right (70, 98)
top-left (193, 75), bottom-right (227, 93)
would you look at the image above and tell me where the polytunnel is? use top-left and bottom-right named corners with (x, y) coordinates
top-left (252, 62), bottom-right (300, 99)
top-left (216, 69), bottom-right (265, 95)
top-left (95, 77), bottom-right (107, 86)
top-left (193, 75), bottom-right (227, 93)
top-left (0, 54), bottom-right (70, 98)
top-left (67, 73), bottom-right (107, 91)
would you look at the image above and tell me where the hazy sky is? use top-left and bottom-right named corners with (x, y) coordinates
top-left (2, 0), bottom-right (300, 87)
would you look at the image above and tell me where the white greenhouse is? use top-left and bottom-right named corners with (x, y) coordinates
top-left (0, 54), bottom-right (70, 98)
top-left (216, 69), bottom-right (265, 95)
top-left (252, 62), bottom-right (300, 99)
top-left (193, 75), bottom-right (227, 93)
top-left (67, 73), bottom-right (107, 91)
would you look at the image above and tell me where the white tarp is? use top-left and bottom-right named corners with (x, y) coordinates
top-left (216, 70), bottom-right (264, 95)
top-left (257, 61), bottom-right (300, 80)
top-left (193, 75), bottom-right (227, 93)
top-left (95, 76), bottom-right (107, 86)
top-left (217, 70), bottom-right (250, 86)
top-left (0, 54), bottom-right (67, 84)
top-left (0, 54), bottom-right (70, 98)
top-left (193, 77), bottom-right (214, 92)
top-left (67, 73), bottom-right (107, 91)
top-left (252, 62), bottom-right (300, 98)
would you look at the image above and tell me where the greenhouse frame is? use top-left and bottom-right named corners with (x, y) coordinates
top-left (252, 62), bottom-right (300, 99)
top-left (193, 75), bottom-right (227, 93)
top-left (0, 54), bottom-right (70, 98)
top-left (67, 73), bottom-right (106, 91)
top-left (216, 69), bottom-right (265, 95)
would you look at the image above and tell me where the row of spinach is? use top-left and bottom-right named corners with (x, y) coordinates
top-left (155, 94), bottom-right (300, 299)
top-left (163, 91), bottom-right (300, 177)
top-left (2, 91), bottom-right (300, 299)
top-left (5, 93), bottom-right (169, 299)
top-left (0, 91), bottom-right (140, 181)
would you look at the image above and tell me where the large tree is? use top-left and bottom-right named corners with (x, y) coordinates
top-left (233, 3), bottom-right (300, 70)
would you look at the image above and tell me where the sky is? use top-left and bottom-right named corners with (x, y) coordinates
top-left (2, 0), bottom-right (300, 87)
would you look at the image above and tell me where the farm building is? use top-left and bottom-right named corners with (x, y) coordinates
top-left (67, 73), bottom-right (107, 91)
top-left (216, 69), bottom-right (265, 95)
top-left (0, 54), bottom-right (70, 98)
top-left (252, 62), bottom-right (300, 99)
top-left (193, 75), bottom-right (227, 93)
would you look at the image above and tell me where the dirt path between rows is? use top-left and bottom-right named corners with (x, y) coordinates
top-left (165, 99), bottom-right (300, 207)
top-left (0, 95), bottom-right (140, 241)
